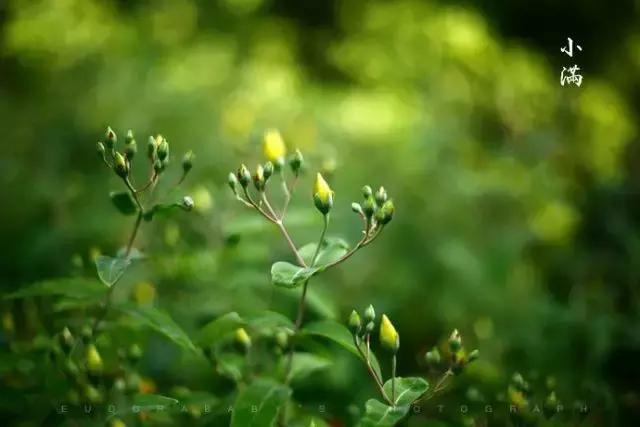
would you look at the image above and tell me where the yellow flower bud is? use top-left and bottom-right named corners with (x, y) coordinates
top-left (313, 173), bottom-right (333, 214)
top-left (235, 327), bottom-right (251, 351)
top-left (263, 129), bottom-right (287, 163)
top-left (379, 314), bottom-right (399, 353)
top-left (85, 344), bottom-right (104, 375)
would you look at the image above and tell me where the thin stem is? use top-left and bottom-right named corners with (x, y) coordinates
top-left (311, 214), bottom-right (329, 266)
top-left (420, 369), bottom-right (454, 402)
top-left (125, 212), bottom-right (143, 257)
top-left (243, 188), bottom-right (277, 223)
top-left (354, 335), bottom-right (393, 406)
top-left (391, 355), bottom-right (397, 405)
top-left (281, 174), bottom-right (298, 219)
top-left (275, 219), bottom-right (307, 267)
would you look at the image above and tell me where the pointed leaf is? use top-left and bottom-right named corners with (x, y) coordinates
top-left (359, 399), bottom-right (409, 427)
top-left (287, 352), bottom-right (331, 382)
top-left (382, 377), bottom-right (429, 406)
top-left (95, 255), bottom-right (131, 287)
top-left (110, 191), bottom-right (138, 216)
top-left (271, 262), bottom-right (318, 288)
top-left (3, 278), bottom-right (107, 301)
top-left (231, 379), bottom-right (291, 427)
top-left (299, 237), bottom-right (350, 267)
top-left (196, 312), bottom-right (245, 346)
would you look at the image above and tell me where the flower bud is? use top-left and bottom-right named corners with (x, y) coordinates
top-left (235, 328), bottom-right (251, 352)
top-left (448, 329), bottom-right (462, 353)
top-left (128, 343), bottom-right (143, 363)
top-left (157, 137), bottom-right (169, 162)
top-left (263, 129), bottom-right (286, 164)
top-left (363, 304), bottom-right (375, 323)
top-left (228, 172), bottom-right (239, 195)
top-left (113, 152), bottom-right (128, 178)
top-left (348, 310), bottom-right (361, 334)
top-left (263, 161), bottom-right (274, 181)
top-left (351, 202), bottom-right (363, 215)
top-left (425, 347), bottom-right (441, 365)
top-left (182, 196), bottom-right (194, 211)
top-left (182, 150), bottom-right (194, 175)
top-left (362, 197), bottom-right (376, 219)
top-left (80, 325), bottom-right (93, 343)
top-left (365, 321), bottom-right (375, 334)
top-left (147, 136), bottom-right (157, 160)
top-left (467, 349), bottom-right (479, 364)
top-left (105, 126), bottom-right (117, 150)
top-left (379, 314), bottom-right (399, 353)
top-left (375, 200), bottom-right (395, 225)
top-left (237, 164), bottom-right (251, 188)
top-left (289, 149), bottom-right (304, 175)
top-left (374, 186), bottom-right (388, 206)
top-left (253, 164), bottom-right (266, 191)
top-left (124, 130), bottom-right (137, 160)
top-left (544, 392), bottom-right (559, 419)
top-left (85, 344), bottom-right (103, 375)
top-left (58, 327), bottom-right (75, 353)
top-left (362, 185), bottom-right (373, 199)
top-left (97, 142), bottom-right (106, 158)
top-left (154, 159), bottom-right (164, 174)
top-left (313, 173), bottom-right (333, 215)
top-left (275, 330), bottom-right (289, 349)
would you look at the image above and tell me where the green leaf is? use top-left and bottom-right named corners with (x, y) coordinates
top-left (287, 352), bottom-right (331, 382)
top-left (271, 262), bottom-right (318, 288)
top-left (110, 191), bottom-right (138, 216)
top-left (359, 399), bottom-right (409, 427)
top-left (95, 255), bottom-right (131, 288)
top-left (196, 312), bottom-right (245, 346)
top-left (3, 278), bottom-right (107, 301)
top-left (246, 311), bottom-right (294, 331)
top-left (131, 393), bottom-right (180, 409)
top-left (215, 352), bottom-right (245, 383)
top-left (299, 237), bottom-right (350, 268)
top-left (231, 379), bottom-right (291, 427)
top-left (302, 320), bottom-right (382, 379)
top-left (116, 304), bottom-right (200, 356)
top-left (382, 377), bottom-right (429, 406)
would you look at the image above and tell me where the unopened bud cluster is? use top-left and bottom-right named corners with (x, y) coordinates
top-left (353, 185), bottom-right (395, 227)
top-left (424, 329), bottom-right (478, 375)
top-left (348, 305), bottom-right (400, 354)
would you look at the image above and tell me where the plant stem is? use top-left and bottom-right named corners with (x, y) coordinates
top-left (311, 214), bottom-right (329, 266)
top-left (354, 335), bottom-right (393, 406)
top-left (281, 174), bottom-right (297, 219)
top-left (391, 355), bottom-right (397, 405)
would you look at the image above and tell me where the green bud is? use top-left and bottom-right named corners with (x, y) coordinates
top-left (348, 310), bottom-right (362, 334)
top-left (84, 384), bottom-right (104, 404)
top-left (80, 325), bottom-right (93, 344)
top-left (113, 377), bottom-right (126, 392)
top-left (275, 330), bottom-right (289, 349)
top-left (157, 138), bottom-right (169, 162)
top-left (154, 159), bottom-right (164, 174)
top-left (365, 321), bottom-right (375, 334)
top-left (374, 186), bottom-right (387, 206)
top-left (448, 329), bottom-right (462, 353)
top-left (544, 392), bottom-right (559, 419)
top-left (228, 172), bottom-right (239, 194)
top-left (182, 150), bottom-right (194, 175)
top-left (237, 164), bottom-right (251, 188)
top-left (124, 130), bottom-right (137, 160)
top-left (362, 185), bottom-right (373, 199)
top-left (124, 129), bottom-right (134, 144)
top-left (362, 197), bottom-right (376, 219)
top-left (467, 349), bottom-right (479, 364)
top-left (425, 347), bottom-right (441, 365)
top-left (363, 304), bottom-right (376, 323)
top-left (105, 126), bottom-right (117, 150)
top-left (128, 343), bottom-right (143, 363)
top-left (289, 149), bottom-right (303, 175)
top-left (113, 152), bottom-right (128, 178)
top-left (85, 344), bottom-right (103, 375)
top-left (274, 156), bottom-right (285, 171)
top-left (147, 136), bottom-right (157, 160)
top-left (97, 142), bottom-right (106, 158)
top-left (182, 196), bottom-right (194, 211)
top-left (253, 164), bottom-right (266, 191)
top-left (351, 202), bottom-right (363, 215)
top-left (375, 200), bottom-right (395, 225)
top-left (58, 327), bottom-right (75, 353)
top-left (263, 161), bottom-right (274, 181)
top-left (313, 193), bottom-right (333, 215)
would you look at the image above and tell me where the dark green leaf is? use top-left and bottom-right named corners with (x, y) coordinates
top-left (231, 379), bottom-right (291, 427)
top-left (215, 352), bottom-right (245, 383)
top-left (95, 255), bottom-right (131, 287)
top-left (116, 304), bottom-right (200, 356)
top-left (196, 312), bottom-right (245, 346)
top-left (287, 352), bottom-right (331, 382)
top-left (302, 320), bottom-right (382, 379)
top-left (246, 310), bottom-right (294, 331)
top-left (382, 377), bottom-right (429, 406)
top-left (271, 261), bottom-right (318, 288)
top-left (110, 191), bottom-right (138, 216)
top-left (359, 399), bottom-right (409, 427)
top-left (3, 278), bottom-right (107, 301)
top-left (131, 393), bottom-right (180, 409)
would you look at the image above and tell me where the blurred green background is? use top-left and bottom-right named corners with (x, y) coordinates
top-left (2, 0), bottom-right (640, 425)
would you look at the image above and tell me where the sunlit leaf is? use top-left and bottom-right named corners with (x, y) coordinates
top-left (299, 237), bottom-right (350, 268)
top-left (271, 261), bottom-right (318, 288)
top-left (358, 399), bottom-right (409, 427)
top-left (382, 377), bottom-right (429, 406)
top-left (95, 255), bottom-right (130, 288)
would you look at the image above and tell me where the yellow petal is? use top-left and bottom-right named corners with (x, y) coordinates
top-left (263, 129), bottom-right (286, 162)
top-left (313, 173), bottom-right (333, 204)
top-left (379, 314), bottom-right (399, 352)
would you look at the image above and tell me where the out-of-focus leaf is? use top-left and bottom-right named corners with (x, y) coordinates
top-left (116, 304), bottom-right (200, 356)
top-left (3, 278), bottom-right (106, 301)
top-left (287, 352), bottom-right (331, 382)
top-left (197, 312), bottom-right (245, 346)
top-left (231, 378), bottom-right (291, 427)
top-left (302, 320), bottom-right (382, 379)
top-left (131, 393), bottom-right (180, 409)
top-left (95, 255), bottom-right (130, 287)
top-left (215, 352), bottom-right (244, 383)
top-left (358, 399), bottom-right (408, 427)
top-left (382, 377), bottom-right (429, 406)
top-left (271, 262), bottom-right (318, 288)
top-left (299, 237), bottom-right (350, 267)
top-left (246, 310), bottom-right (294, 331)
top-left (110, 191), bottom-right (138, 216)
